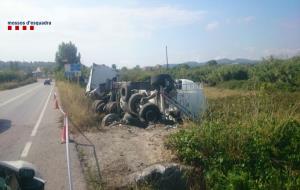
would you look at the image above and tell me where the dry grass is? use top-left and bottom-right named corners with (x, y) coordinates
top-left (56, 81), bottom-right (101, 130)
top-left (203, 86), bottom-right (254, 99)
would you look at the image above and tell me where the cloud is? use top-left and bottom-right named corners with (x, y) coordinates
top-left (205, 21), bottom-right (219, 31)
top-left (0, 0), bottom-right (206, 66)
top-left (280, 17), bottom-right (300, 30)
top-left (243, 16), bottom-right (255, 22)
top-left (227, 16), bottom-right (255, 24)
top-left (263, 48), bottom-right (300, 58)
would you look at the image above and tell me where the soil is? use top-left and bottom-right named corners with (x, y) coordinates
top-left (72, 124), bottom-right (178, 189)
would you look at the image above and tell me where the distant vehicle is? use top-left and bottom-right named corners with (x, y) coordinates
top-left (44, 79), bottom-right (51, 85)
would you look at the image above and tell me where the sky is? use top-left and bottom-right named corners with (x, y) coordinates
top-left (0, 0), bottom-right (299, 68)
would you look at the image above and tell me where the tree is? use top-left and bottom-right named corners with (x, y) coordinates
top-left (43, 67), bottom-right (50, 76)
top-left (177, 64), bottom-right (190, 69)
top-left (112, 64), bottom-right (117, 70)
top-left (121, 66), bottom-right (128, 71)
top-left (134, 65), bottom-right (141, 70)
top-left (81, 64), bottom-right (90, 79)
top-left (55, 42), bottom-right (81, 70)
top-left (9, 62), bottom-right (19, 71)
top-left (207, 60), bottom-right (218, 66)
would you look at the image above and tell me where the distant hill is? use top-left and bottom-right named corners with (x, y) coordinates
top-left (163, 58), bottom-right (259, 68)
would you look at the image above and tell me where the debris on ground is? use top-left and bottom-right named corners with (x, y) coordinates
top-left (74, 125), bottom-right (178, 189)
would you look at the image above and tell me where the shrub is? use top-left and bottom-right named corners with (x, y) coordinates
top-left (167, 91), bottom-right (300, 189)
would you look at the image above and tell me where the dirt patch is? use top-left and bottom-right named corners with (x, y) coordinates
top-left (73, 124), bottom-right (178, 189)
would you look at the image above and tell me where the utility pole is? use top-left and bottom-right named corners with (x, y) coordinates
top-left (165, 45), bottom-right (169, 70)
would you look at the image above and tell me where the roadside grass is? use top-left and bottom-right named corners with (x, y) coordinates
top-left (167, 89), bottom-right (300, 190)
top-left (0, 77), bottom-right (37, 90)
top-left (76, 146), bottom-right (103, 190)
top-left (203, 86), bottom-right (252, 99)
top-left (56, 81), bottom-right (101, 130)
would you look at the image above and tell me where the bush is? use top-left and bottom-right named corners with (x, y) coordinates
top-left (216, 80), bottom-right (253, 90)
top-left (167, 91), bottom-right (300, 189)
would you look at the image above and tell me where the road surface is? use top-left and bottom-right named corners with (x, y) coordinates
top-left (0, 81), bottom-right (86, 190)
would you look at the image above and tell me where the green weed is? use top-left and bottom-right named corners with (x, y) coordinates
top-left (167, 91), bottom-right (300, 190)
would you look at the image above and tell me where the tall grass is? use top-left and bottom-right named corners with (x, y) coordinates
top-left (167, 90), bottom-right (300, 189)
top-left (56, 81), bottom-right (101, 130)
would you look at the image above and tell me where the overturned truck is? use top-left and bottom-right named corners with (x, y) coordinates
top-left (86, 63), bottom-right (206, 127)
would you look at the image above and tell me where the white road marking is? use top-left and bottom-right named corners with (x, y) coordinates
top-left (0, 84), bottom-right (41, 108)
top-left (20, 141), bottom-right (32, 158)
top-left (20, 85), bottom-right (53, 158)
top-left (31, 86), bottom-right (54, 137)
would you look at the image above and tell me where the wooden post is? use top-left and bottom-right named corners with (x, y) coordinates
top-left (165, 46), bottom-right (169, 70)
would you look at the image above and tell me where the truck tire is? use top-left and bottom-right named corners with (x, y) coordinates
top-left (150, 74), bottom-right (172, 87)
top-left (102, 113), bottom-right (119, 127)
top-left (150, 74), bottom-right (175, 92)
top-left (139, 103), bottom-right (161, 123)
top-left (120, 83), bottom-right (132, 102)
top-left (120, 99), bottom-right (129, 112)
top-left (128, 93), bottom-right (144, 115)
top-left (92, 100), bottom-right (102, 112)
top-left (122, 112), bottom-right (145, 127)
top-left (105, 102), bottom-right (118, 114)
top-left (92, 100), bottom-right (98, 111)
top-left (95, 102), bottom-right (105, 113)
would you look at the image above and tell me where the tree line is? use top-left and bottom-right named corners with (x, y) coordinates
top-left (0, 61), bottom-right (55, 73)
top-left (119, 56), bottom-right (300, 91)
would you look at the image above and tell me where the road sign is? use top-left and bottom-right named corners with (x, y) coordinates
top-left (65, 64), bottom-right (81, 77)
top-left (70, 64), bottom-right (81, 72)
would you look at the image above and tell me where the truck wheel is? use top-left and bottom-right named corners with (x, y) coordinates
top-left (120, 83), bottom-right (132, 102)
top-left (139, 103), bottom-right (161, 123)
top-left (128, 93), bottom-right (143, 115)
top-left (92, 100), bottom-right (102, 112)
top-left (95, 102), bottom-right (105, 113)
top-left (120, 99), bottom-right (128, 112)
top-left (122, 112), bottom-right (142, 126)
top-left (102, 113), bottom-right (119, 127)
top-left (150, 74), bottom-right (172, 87)
top-left (150, 74), bottom-right (175, 93)
top-left (105, 102), bottom-right (118, 114)
top-left (92, 100), bottom-right (98, 111)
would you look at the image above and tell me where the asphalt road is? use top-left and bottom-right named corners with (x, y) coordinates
top-left (0, 81), bottom-right (86, 190)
